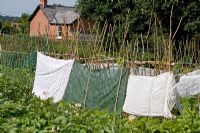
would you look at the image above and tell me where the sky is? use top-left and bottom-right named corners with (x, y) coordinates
top-left (0, 0), bottom-right (77, 17)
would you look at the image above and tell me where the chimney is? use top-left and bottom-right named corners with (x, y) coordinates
top-left (40, 0), bottom-right (47, 7)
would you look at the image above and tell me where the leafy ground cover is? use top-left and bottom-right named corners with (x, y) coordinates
top-left (0, 67), bottom-right (200, 132)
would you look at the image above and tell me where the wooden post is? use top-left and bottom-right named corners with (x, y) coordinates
top-left (168, 5), bottom-right (174, 71)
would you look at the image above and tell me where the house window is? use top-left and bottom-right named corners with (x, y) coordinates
top-left (57, 26), bottom-right (62, 39)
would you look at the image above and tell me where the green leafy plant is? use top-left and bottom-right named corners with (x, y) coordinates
top-left (0, 67), bottom-right (200, 132)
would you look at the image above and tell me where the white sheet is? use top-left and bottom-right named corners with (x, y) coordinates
top-left (187, 69), bottom-right (200, 76)
top-left (176, 71), bottom-right (200, 97)
top-left (123, 72), bottom-right (177, 118)
top-left (32, 52), bottom-right (74, 102)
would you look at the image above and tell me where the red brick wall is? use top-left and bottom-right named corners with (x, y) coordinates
top-left (48, 24), bottom-right (73, 39)
top-left (30, 9), bottom-right (49, 36)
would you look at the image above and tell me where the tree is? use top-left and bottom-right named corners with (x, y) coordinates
top-left (154, 0), bottom-right (200, 40)
top-left (183, 0), bottom-right (200, 39)
top-left (76, 0), bottom-right (151, 33)
top-left (76, 0), bottom-right (152, 48)
top-left (76, 0), bottom-right (200, 41)
top-left (18, 13), bottom-right (30, 34)
top-left (1, 21), bottom-right (16, 34)
top-left (0, 21), bottom-right (2, 30)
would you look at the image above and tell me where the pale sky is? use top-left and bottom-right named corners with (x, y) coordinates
top-left (0, 0), bottom-right (77, 17)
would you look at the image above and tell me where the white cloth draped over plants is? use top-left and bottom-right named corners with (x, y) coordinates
top-left (32, 52), bottom-right (180, 117)
top-left (123, 72), bottom-right (179, 118)
top-left (176, 69), bottom-right (200, 97)
top-left (32, 52), bottom-right (74, 102)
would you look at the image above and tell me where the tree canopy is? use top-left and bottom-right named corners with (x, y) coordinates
top-left (76, 0), bottom-right (200, 40)
top-left (17, 13), bottom-right (30, 34)
top-left (0, 13), bottom-right (30, 34)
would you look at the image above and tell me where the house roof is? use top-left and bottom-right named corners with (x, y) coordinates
top-left (30, 5), bottom-right (79, 25)
top-left (51, 10), bottom-right (79, 24)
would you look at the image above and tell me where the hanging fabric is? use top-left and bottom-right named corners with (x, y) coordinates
top-left (123, 72), bottom-right (178, 118)
top-left (33, 52), bottom-right (74, 102)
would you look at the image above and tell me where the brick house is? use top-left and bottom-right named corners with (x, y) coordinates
top-left (30, 0), bottom-right (93, 39)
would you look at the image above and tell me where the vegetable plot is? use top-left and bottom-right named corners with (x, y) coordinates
top-left (0, 67), bottom-right (200, 132)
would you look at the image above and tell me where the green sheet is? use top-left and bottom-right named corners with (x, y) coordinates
top-left (63, 62), bottom-right (129, 113)
top-left (0, 51), bottom-right (36, 71)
